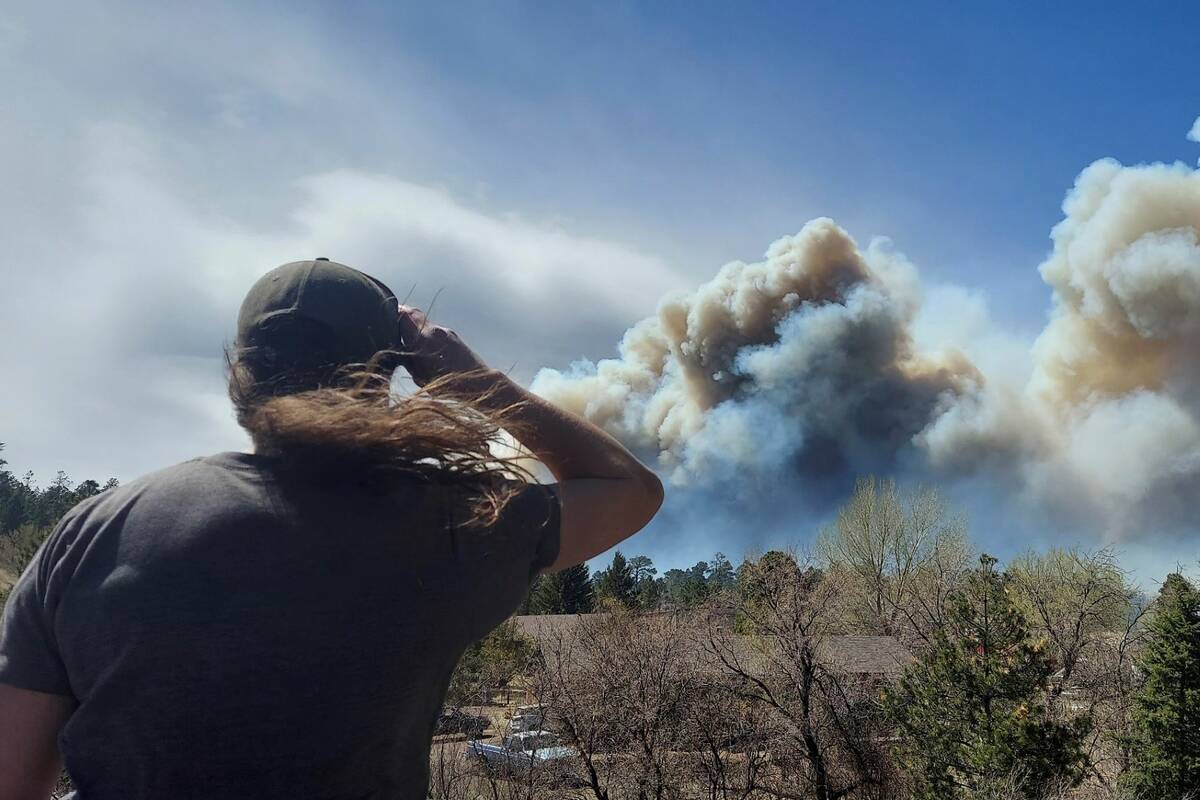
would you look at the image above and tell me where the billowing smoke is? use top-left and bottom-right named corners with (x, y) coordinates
top-left (532, 217), bottom-right (979, 493)
top-left (533, 126), bottom-right (1200, 539)
top-left (924, 152), bottom-right (1200, 532)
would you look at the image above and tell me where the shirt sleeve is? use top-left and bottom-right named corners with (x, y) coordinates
top-left (444, 480), bottom-right (561, 644)
top-left (497, 481), bottom-right (562, 581)
top-left (0, 533), bottom-right (74, 696)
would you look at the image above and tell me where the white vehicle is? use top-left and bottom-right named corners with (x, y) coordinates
top-left (467, 730), bottom-right (579, 783)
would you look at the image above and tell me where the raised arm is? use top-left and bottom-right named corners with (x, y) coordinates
top-left (397, 307), bottom-right (664, 571)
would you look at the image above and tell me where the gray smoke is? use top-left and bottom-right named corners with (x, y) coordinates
top-left (533, 126), bottom-right (1200, 538)
top-left (532, 217), bottom-right (978, 492)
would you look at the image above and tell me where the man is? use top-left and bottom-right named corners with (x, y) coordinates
top-left (0, 259), bottom-right (663, 799)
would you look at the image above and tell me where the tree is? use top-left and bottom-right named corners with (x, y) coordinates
top-left (1009, 548), bottom-right (1144, 788)
top-left (0, 446), bottom-right (117, 538)
top-left (628, 555), bottom-right (656, 584)
top-left (1009, 548), bottom-right (1138, 698)
top-left (1, 448), bottom-right (118, 613)
top-left (818, 477), bottom-right (972, 642)
top-left (530, 563), bottom-right (595, 615)
top-left (662, 561), bottom-right (712, 608)
top-left (594, 550), bottom-right (636, 609)
top-left (530, 609), bottom-right (700, 798)
top-left (1124, 573), bottom-right (1200, 800)
top-left (446, 619), bottom-right (535, 708)
top-left (706, 551), bottom-right (893, 799)
top-left (0, 443), bottom-right (34, 535)
top-left (705, 552), bottom-right (735, 593)
top-left (884, 555), bottom-right (1090, 799)
top-left (734, 550), bottom-right (807, 633)
top-left (627, 555), bottom-right (661, 611)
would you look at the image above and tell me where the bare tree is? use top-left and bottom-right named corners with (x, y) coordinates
top-left (1008, 548), bottom-right (1139, 700)
top-left (817, 477), bottom-right (972, 644)
top-left (1008, 548), bottom-right (1147, 791)
top-left (677, 687), bottom-right (776, 800)
top-left (427, 732), bottom-right (575, 800)
top-left (427, 741), bottom-right (479, 800)
top-left (704, 552), bottom-right (897, 800)
top-left (530, 610), bottom-right (706, 799)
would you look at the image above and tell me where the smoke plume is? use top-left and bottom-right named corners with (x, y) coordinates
top-left (924, 153), bottom-right (1200, 531)
top-left (533, 130), bottom-right (1200, 538)
top-left (533, 217), bottom-right (979, 492)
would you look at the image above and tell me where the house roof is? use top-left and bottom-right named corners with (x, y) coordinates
top-left (820, 635), bottom-right (913, 675)
top-left (510, 614), bottom-right (912, 676)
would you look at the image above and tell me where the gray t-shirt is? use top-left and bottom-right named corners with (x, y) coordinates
top-left (0, 452), bottom-right (560, 799)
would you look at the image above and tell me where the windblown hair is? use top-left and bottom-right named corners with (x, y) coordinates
top-left (226, 345), bottom-right (534, 528)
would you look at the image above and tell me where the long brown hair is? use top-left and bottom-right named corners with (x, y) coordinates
top-left (226, 346), bottom-right (534, 527)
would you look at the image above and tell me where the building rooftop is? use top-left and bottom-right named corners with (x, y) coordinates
top-left (510, 614), bottom-right (912, 676)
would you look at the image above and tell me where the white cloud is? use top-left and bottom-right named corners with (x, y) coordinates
top-left (0, 118), bottom-right (682, 484)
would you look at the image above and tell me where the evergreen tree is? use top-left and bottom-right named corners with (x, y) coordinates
top-left (595, 550), bottom-right (637, 608)
top-left (735, 550), bottom-right (811, 632)
top-left (0, 445), bottom-right (117, 535)
top-left (516, 580), bottom-right (536, 615)
top-left (884, 555), bottom-right (1089, 799)
top-left (447, 619), bottom-right (535, 706)
top-left (628, 555), bottom-right (660, 610)
top-left (705, 552), bottom-right (735, 592)
top-left (636, 576), bottom-right (662, 611)
top-left (662, 561), bottom-right (712, 607)
top-left (628, 554), bottom-right (656, 585)
top-left (529, 563), bottom-right (594, 614)
top-left (558, 563), bottom-right (595, 614)
top-left (1125, 573), bottom-right (1200, 799)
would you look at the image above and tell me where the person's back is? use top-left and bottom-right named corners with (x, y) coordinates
top-left (28, 452), bottom-right (556, 797)
top-left (0, 259), bottom-right (662, 799)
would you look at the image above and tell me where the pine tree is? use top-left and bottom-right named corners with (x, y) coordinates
top-left (705, 552), bottom-right (736, 593)
top-left (1125, 573), bottom-right (1200, 799)
top-left (628, 555), bottom-right (660, 610)
top-left (884, 555), bottom-right (1089, 799)
top-left (530, 563), bottom-right (594, 614)
top-left (558, 563), bottom-right (594, 614)
top-left (595, 550), bottom-right (637, 608)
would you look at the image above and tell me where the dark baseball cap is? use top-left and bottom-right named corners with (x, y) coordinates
top-left (236, 258), bottom-right (402, 374)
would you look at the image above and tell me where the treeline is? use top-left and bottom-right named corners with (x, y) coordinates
top-left (0, 443), bottom-right (118, 605)
top-left (0, 443), bottom-right (117, 535)
top-left (523, 550), bottom-right (737, 615)
top-left (443, 478), bottom-right (1200, 800)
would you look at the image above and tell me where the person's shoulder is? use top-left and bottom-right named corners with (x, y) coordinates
top-left (61, 453), bottom-right (256, 525)
top-left (131, 451), bottom-right (269, 487)
top-left (83, 453), bottom-right (221, 497)
top-left (17, 454), bottom-right (259, 587)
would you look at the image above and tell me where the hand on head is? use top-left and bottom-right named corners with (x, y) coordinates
top-left (396, 306), bottom-right (490, 387)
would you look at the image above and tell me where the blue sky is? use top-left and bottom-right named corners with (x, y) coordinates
top-left (2, 1), bottom-right (1199, 582)
top-left (288, 0), bottom-right (1200, 324)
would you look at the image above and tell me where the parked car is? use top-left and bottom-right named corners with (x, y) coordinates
top-left (467, 730), bottom-right (581, 785)
top-left (435, 707), bottom-right (489, 738)
top-left (508, 704), bottom-right (544, 733)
